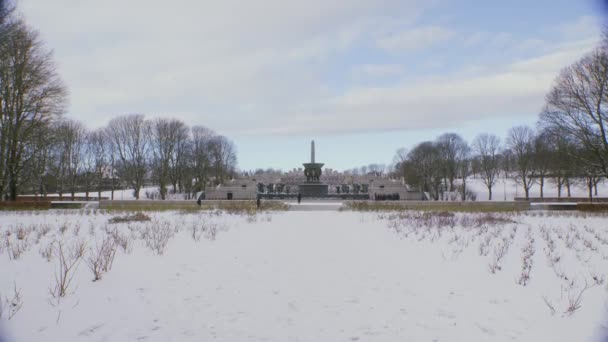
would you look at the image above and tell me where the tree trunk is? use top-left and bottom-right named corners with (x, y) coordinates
top-left (110, 177), bottom-right (115, 201)
top-left (159, 181), bottom-right (167, 200)
top-left (134, 182), bottom-right (140, 200)
top-left (524, 186), bottom-right (530, 200)
top-left (8, 177), bottom-right (18, 201)
top-left (557, 176), bottom-right (562, 198)
top-left (539, 176), bottom-right (544, 199)
top-left (462, 178), bottom-right (467, 202)
top-left (38, 177), bottom-right (44, 197)
top-left (488, 186), bottom-right (492, 201)
top-left (588, 178), bottom-right (593, 203)
top-left (594, 181), bottom-right (598, 196)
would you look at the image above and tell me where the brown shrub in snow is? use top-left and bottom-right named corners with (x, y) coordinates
top-left (142, 220), bottom-right (173, 255)
top-left (0, 282), bottom-right (23, 320)
top-left (87, 236), bottom-right (117, 281)
top-left (108, 212), bottom-right (151, 224)
top-left (49, 240), bottom-right (86, 301)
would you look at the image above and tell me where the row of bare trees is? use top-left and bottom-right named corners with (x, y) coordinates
top-left (16, 114), bottom-right (237, 200)
top-left (393, 125), bottom-right (602, 201)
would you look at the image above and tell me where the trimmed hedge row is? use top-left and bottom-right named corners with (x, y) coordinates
top-left (0, 201), bottom-right (52, 210)
top-left (576, 203), bottom-right (608, 212)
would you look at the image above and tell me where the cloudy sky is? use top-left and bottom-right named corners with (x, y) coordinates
top-left (18, 0), bottom-right (606, 171)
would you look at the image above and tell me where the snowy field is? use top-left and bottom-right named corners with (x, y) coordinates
top-left (1, 208), bottom-right (608, 341)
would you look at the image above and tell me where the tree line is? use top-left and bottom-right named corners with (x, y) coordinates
top-left (394, 33), bottom-right (608, 201)
top-left (392, 128), bottom-right (592, 201)
top-left (0, 2), bottom-right (237, 201)
top-left (31, 114), bottom-right (237, 200)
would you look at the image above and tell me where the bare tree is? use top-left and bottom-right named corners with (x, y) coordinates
top-left (436, 133), bottom-right (468, 196)
top-left (47, 123), bottom-right (67, 197)
top-left (457, 143), bottom-right (471, 201)
top-left (151, 118), bottom-right (187, 200)
top-left (0, 19), bottom-right (67, 200)
top-left (367, 163), bottom-right (385, 176)
top-left (80, 134), bottom-right (96, 200)
top-left (0, 0), bottom-right (14, 25)
top-left (404, 142), bottom-right (443, 200)
top-left (54, 120), bottom-right (86, 200)
top-left (167, 120), bottom-right (189, 194)
top-left (23, 121), bottom-right (53, 197)
top-left (540, 48), bottom-right (608, 178)
top-left (507, 126), bottom-right (537, 200)
top-left (208, 135), bottom-right (237, 185)
top-left (106, 134), bottom-right (118, 200)
top-left (106, 114), bottom-right (151, 200)
top-left (393, 147), bottom-right (408, 169)
top-left (86, 129), bottom-right (109, 199)
top-left (533, 131), bottom-right (553, 199)
top-left (191, 126), bottom-right (214, 194)
top-left (472, 134), bottom-right (501, 200)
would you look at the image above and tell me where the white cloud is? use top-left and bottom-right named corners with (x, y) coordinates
top-left (14, 2), bottom-right (604, 140)
top-left (19, 0), bottom-right (427, 128)
top-left (376, 26), bottom-right (454, 52)
top-left (228, 34), bottom-right (600, 136)
top-left (555, 15), bottom-right (601, 41)
top-left (350, 64), bottom-right (406, 80)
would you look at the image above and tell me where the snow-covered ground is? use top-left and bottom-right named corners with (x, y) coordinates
top-left (1, 209), bottom-right (607, 341)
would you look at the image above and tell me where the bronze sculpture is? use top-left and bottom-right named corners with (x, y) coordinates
top-left (302, 140), bottom-right (324, 183)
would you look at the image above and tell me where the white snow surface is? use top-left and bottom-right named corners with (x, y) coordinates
top-left (0, 209), bottom-right (607, 341)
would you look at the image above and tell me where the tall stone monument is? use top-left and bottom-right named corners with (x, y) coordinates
top-left (299, 140), bottom-right (329, 196)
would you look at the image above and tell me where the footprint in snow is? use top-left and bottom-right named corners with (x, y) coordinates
top-left (78, 323), bottom-right (105, 336)
top-left (475, 322), bottom-right (496, 336)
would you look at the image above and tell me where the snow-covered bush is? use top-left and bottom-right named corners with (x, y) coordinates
top-left (109, 212), bottom-right (151, 224)
top-left (49, 240), bottom-right (86, 301)
top-left (0, 282), bottom-right (23, 320)
top-left (40, 242), bottom-right (54, 262)
top-left (190, 217), bottom-right (219, 242)
top-left (489, 237), bottom-right (511, 273)
top-left (565, 281), bottom-right (592, 315)
top-left (517, 227), bottom-right (535, 286)
top-left (142, 220), bottom-right (173, 255)
top-left (87, 236), bottom-right (117, 281)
